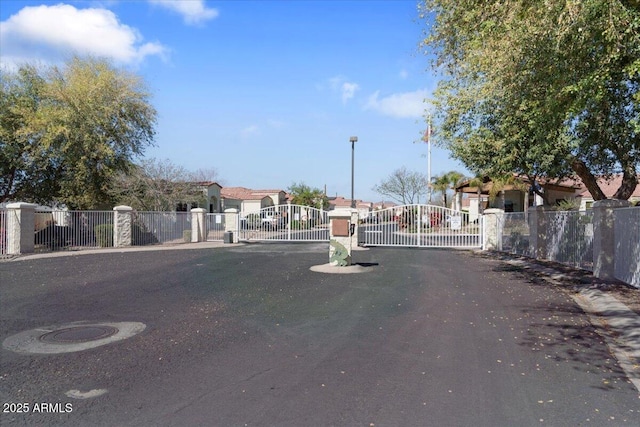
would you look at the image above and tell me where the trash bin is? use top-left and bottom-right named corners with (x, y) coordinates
top-left (223, 231), bottom-right (233, 244)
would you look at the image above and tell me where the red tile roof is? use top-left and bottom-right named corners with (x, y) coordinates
top-left (575, 175), bottom-right (640, 198)
top-left (220, 187), bottom-right (285, 201)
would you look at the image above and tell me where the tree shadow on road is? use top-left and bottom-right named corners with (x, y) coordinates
top-left (481, 252), bottom-right (639, 393)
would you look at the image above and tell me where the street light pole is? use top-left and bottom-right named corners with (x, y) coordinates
top-left (350, 136), bottom-right (358, 208)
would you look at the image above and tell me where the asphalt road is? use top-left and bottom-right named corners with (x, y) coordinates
top-left (1, 244), bottom-right (639, 426)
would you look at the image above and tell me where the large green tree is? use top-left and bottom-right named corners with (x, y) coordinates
top-left (1, 56), bottom-right (157, 208)
top-left (420, 0), bottom-right (640, 200)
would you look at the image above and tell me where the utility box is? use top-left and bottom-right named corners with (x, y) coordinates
top-left (332, 218), bottom-right (350, 237)
top-left (223, 231), bottom-right (234, 244)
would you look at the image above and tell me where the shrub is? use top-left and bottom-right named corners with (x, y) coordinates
top-left (94, 224), bottom-right (113, 247)
top-left (183, 230), bottom-right (192, 242)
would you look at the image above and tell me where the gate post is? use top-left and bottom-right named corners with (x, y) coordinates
top-left (113, 205), bottom-right (133, 248)
top-left (191, 208), bottom-right (206, 242)
top-left (224, 208), bottom-right (239, 243)
top-left (328, 208), bottom-right (358, 266)
top-left (6, 202), bottom-right (37, 255)
top-left (482, 208), bottom-right (504, 250)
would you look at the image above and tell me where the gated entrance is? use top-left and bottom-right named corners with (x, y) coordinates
top-left (236, 204), bottom-right (329, 242)
top-left (360, 204), bottom-right (483, 248)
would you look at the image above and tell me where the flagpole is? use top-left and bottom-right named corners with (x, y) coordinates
top-left (427, 115), bottom-right (432, 203)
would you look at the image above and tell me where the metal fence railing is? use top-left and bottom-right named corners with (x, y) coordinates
top-left (237, 205), bottom-right (329, 242)
top-left (500, 212), bottom-right (530, 257)
top-left (500, 210), bottom-right (594, 271)
top-left (361, 204), bottom-right (483, 248)
top-left (0, 209), bottom-right (7, 256)
top-left (34, 210), bottom-right (114, 252)
top-left (206, 213), bottom-right (227, 241)
top-left (544, 210), bottom-right (594, 271)
top-left (614, 207), bottom-right (640, 287)
top-left (132, 211), bottom-right (191, 245)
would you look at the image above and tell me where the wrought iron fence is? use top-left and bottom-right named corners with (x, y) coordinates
top-left (614, 207), bottom-right (640, 287)
top-left (500, 210), bottom-right (594, 271)
top-left (361, 204), bottom-right (482, 248)
top-left (33, 210), bottom-right (114, 251)
top-left (0, 209), bottom-right (7, 256)
top-left (205, 213), bottom-right (227, 241)
top-left (500, 212), bottom-right (531, 256)
top-left (237, 205), bottom-right (329, 242)
top-left (543, 210), bottom-right (594, 270)
top-left (131, 211), bottom-right (191, 245)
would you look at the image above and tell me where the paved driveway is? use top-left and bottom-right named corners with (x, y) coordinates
top-left (1, 244), bottom-right (639, 426)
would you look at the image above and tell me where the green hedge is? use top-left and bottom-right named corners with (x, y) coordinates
top-left (94, 224), bottom-right (113, 247)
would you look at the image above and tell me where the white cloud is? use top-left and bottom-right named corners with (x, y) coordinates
top-left (240, 125), bottom-right (260, 138)
top-left (341, 82), bottom-right (359, 104)
top-left (0, 4), bottom-right (168, 68)
top-left (364, 89), bottom-right (429, 119)
top-left (327, 76), bottom-right (359, 104)
top-left (148, 0), bottom-right (218, 26)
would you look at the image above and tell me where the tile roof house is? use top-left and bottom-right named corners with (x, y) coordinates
top-left (220, 187), bottom-right (287, 214)
top-left (574, 174), bottom-right (640, 209)
top-left (328, 197), bottom-right (372, 218)
top-left (193, 181), bottom-right (222, 213)
top-left (454, 173), bottom-right (640, 219)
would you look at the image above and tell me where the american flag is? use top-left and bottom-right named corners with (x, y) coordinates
top-left (423, 120), bottom-right (432, 143)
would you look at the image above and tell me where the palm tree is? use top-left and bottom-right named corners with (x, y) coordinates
top-left (486, 174), bottom-right (527, 210)
top-left (431, 171), bottom-right (465, 207)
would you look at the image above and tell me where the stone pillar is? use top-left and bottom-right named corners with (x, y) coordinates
top-left (113, 205), bottom-right (133, 248)
top-left (482, 208), bottom-right (504, 250)
top-left (224, 208), bottom-right (239, 243)
top-left (191, 208), bottom-right (206, 243)
top-left (528, 205), bottom-right (548, 259)
top-left (593, 199), bottom-right (631, 280)
top-left (6, 202), bottom-right (37, 255)
top-left (328, 209), bottom-right (357, 266)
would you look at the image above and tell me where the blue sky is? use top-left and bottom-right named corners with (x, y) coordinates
top-left (0, 0), bottom-right (469, 203)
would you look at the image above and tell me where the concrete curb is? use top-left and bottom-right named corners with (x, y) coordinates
top-left (2, 241), bottom-right (242, 262)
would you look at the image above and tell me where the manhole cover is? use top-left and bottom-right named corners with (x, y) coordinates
top-left (3, 322), bottom-right (146, 354)
top-left (39, 326), bottom-right (119, 344)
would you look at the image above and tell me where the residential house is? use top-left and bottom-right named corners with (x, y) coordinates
top-left (328, 197), bottom-right (372, 218)
top-left (574, 174), bottom-right (640, 210)
top-left (454, 174), bottom-right (640, 221)
top-left (454, 176), bottom-right (579, 221)
top-left (195, 181), bottom-right (222, 213)
top-left (220, 187), bottom-right (287, 214)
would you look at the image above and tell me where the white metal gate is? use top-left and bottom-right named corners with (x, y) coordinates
top-left (360, 204), bottom-right (483, 248)
top-left (237, 204), bottom-right (329, 242)
top-left (206, 212), bottom-right (228, 241)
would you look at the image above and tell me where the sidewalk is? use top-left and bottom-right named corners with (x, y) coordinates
top-left (1, 240), bottom-right (237, 262)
